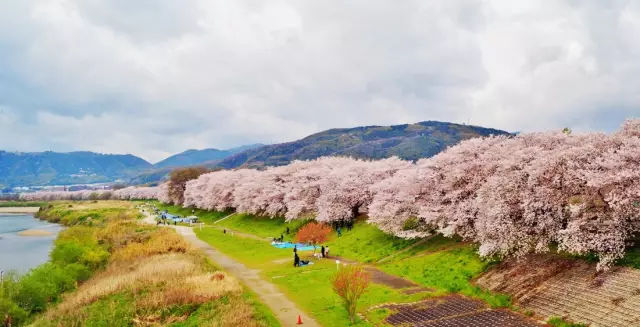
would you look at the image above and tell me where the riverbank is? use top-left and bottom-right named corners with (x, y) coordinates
top-left (0, 207), bottom-right (40, 213)
top-left (0, 201), bottom-right (279, 326)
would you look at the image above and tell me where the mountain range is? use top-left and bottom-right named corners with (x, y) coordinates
top-left (217, 121), bottom-right (509, 168)
top-left (0, 121), bottom-right (509, 189)
top-left (0, 151), bottom-right (151, 189)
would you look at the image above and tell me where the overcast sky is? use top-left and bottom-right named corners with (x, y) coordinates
top-left (1, 1), bottom-right (639, 163)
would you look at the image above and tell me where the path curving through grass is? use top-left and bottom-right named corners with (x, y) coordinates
top-left (141, 209), bottom-right (318, 327)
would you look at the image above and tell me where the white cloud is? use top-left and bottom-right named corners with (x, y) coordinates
top-left (0, 0), bottom-right (638, 162)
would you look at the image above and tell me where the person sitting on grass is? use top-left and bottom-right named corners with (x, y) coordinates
top-left (294, 252), bottom-right (300, 267)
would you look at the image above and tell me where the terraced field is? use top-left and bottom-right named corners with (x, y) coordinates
top-left (379, 295), bottom-right (540, 327)
top-left (476, 255), bottom-right (640, 327)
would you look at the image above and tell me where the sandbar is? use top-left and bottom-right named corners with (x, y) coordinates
top-left (17, 229), bottom-right (53, 236)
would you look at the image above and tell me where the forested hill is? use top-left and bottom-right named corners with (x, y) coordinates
top-left (218, 121), bottom-right (510, 169)
top-left (154, 144), bottom-right (263, 168)
top-left (0, 151), bottom-right (152, 188)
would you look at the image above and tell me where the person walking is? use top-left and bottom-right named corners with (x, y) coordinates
top-left (321, 245), bottom-right (325, 258)
top-left (294, 253), bottom-right (300, 267)
top-left (325, 246), bottom-right (330, 257)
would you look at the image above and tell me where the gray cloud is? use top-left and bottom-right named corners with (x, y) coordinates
top-left (0, 0), bottom-right (638, 162)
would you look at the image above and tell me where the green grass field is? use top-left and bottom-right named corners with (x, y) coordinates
top-left (195, 227), bottom-right (426, 326)
top-left (325, 222), bottom-right (418, 263)
top-left (153, 201), bottom-right (232, 224)
top-left (0, 201), bottom-right (48, 207)
top-left (215, 213), bottom-right (309, 240)
top-left (378, 246), bottom-right (511, 308)
top-left (191, 209), bottom-right (516, 325)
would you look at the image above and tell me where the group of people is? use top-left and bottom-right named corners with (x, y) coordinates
top-left (272, 234), bottom-right (285, 242)
top-left (332, 220), bottom-right (353, 233)
top-left (293, 244), bottom-right (330, 267)
top-left (156, 217), bottom-right (178, 225)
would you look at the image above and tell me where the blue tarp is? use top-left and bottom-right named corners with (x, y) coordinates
top-left (271, 242), bottom-right (316, 251)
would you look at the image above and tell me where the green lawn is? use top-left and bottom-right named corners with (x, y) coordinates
top-left (189, 208), bottom-right (515, 323)
top-left (152, 201), bottom-right (232, 224)
top-left (379, 245), bottom-right (510, 308)
top-left (215, 213), bottom-right (309, 241)
top-left (0, 201), bottom-right (47, 208)
top-left (196, 227), bottom-right (302, 267)
top-left (195, 225), bottom-right (426, 326)
top-left (266, 260), bottom-right (425, 327)
top-left (325, 222), bottom-right (418, 263)
top-left (154, 202), bottom-right (308, 241)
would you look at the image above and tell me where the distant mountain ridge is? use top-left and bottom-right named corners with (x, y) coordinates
top-left (127, 144), bottom-right (265, 185)
top-left (0, 121), bottom-right (510, 188)
top-left (0, 151), bottom-right (152, 188)
top-left (154, 144), bottom-right (263, 168)
top-left (218, 121), bottom-right (510, 169)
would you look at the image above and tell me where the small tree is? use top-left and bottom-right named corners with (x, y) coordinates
top-left (295, 222), bottom-right (331, 252)
top-left (332, 265), bottom-right (370, 323)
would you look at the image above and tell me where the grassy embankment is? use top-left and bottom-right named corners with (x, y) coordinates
top-left (157, 202), bottom-right (511, 326)
top-left (0, 201), bottom-right (49, 208)
top-left (0, 201), bottom-right (279, 327)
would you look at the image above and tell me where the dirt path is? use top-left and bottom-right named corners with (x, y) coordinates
top-left (139, 210), bottom-right (319, 327)
top-left (330, 255), bottom-right (431, 293)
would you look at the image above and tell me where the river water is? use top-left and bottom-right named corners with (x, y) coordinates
top-left (0, 214), bottom-right (62, 273)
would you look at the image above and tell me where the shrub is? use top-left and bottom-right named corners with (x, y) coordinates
top-left (14, 264), bottom-right (76, 313)
top-left (331, 265), bottom-right (370, 323)
top-left (51, 240), bottom-right (109, 270)
top-left (295, 222), bottom-right (331, 251)
top-left (0, 298), bottom-right (28, 326)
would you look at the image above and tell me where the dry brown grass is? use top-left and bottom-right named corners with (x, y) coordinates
top-left (69, 200), bottom-right (136, 211)
top-left (36, 213), bottom-right (258, 326)
top-left (43, 250), bottom-right (244, 323)
top-left (111, 228), bottom-right (191, 262)
top-left (176, 295), bottom-right (269, 327)
top-left (31, 201), bottom-right (270, 326)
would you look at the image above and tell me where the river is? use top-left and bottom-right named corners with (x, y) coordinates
top-left (0, 213), bottom-right (63, 273)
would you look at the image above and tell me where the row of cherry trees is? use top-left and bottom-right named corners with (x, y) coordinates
top-left (19, 120), bottom-right (640, 269)
top-left (178, 120), bottom-right (640, 269)
top-left (19, 186), bottom-right (162, 201)
top-left (369, 120), bottom-right (640, 269)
